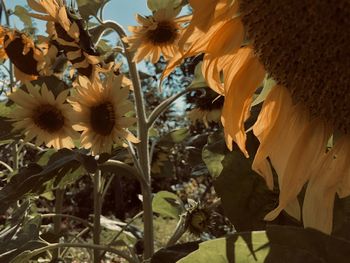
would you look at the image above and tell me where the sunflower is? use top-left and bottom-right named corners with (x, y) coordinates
top-left (27, 0), bottom-right (102, 78)
top-left (163, 0), bottom-right (350, 234)
top-left (0, 27), bottom-right (48, 82)
top-left (8, 83), bottom-right (78, 149)
top-left (69, 73), bottom-right (139, 155)
top-left (186, 88), bottom-right (224, 127)
top-left (184, 200), bottom-right (212, 236)
top-left (125, 7), bottom-right (190, 63)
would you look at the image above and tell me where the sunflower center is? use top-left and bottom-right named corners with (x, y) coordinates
top-left (4, 34), bottom-right (38, 75)
top-left (147, 21), bottom-right (178, 44)
top-left (240, 0), bottom-right (350, 133)
top-left (90, 102), bottom-right (116, 136)
top-left (33, 104), bottom-right (65, 133)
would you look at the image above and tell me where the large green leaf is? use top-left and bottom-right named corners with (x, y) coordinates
top-left (151, 241), bottom-right (201, 263)
top-left (76, 0), bottom-right (108, 20)
top-left (178, 225), bottom-right (350, 263)
top-left (202, 133), bottom-right (226, 179)
top-left (158, 128), bottom-right (190, 147)
top-left (203, 133), bottom-right (278, 231)
top-left (13, 5), bottom-right (33, 29)
top-left (147, 0), bottom-right (183, 12)
top-left (152, 191), bottom-right (184, 220)
top-left (0, 149), bottom-right (97, 213)
top-left (0, 215), bottom-right (46, 263)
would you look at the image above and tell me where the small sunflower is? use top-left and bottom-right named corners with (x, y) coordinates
top-left (186, 88), bottom-right (224, 127)
top-left (163, 0), bottom-right (350, 234)
top-left (125, 8), bottom-right (190, 63)
top-left (27, 0), bottom-right (102, 78)
top-left (185, 200), bottom-right (212, 236)
top-left (69, 73), bottom-right (139, 155)
top-left (1, 27), bottom-right (47, 82)
top-left (8, 83), bottom-right (78, 149)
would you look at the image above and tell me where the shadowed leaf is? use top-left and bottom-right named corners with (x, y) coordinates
top-left (178, 226), bottom-right (350, 263)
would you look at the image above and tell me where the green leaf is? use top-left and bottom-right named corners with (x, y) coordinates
top-left (202, 134), bottom-right (226, 179)
top-left (0, 149), bottom-right (94, 213)
top-left (0, 216), bottom-right (46, 263)
top-left (203, 133), bottom-right (278, 231)
top-left (0, 117), bottom-right (20, 143)
top-left (37, 149), bottom-right (56, 166)
top-left (0, 102), bottom-right (13, 118)
top-left (31, 76), bottom-right (69, 97)
top-left (55, 166), bottom-right (84, 189)
top-left (188, 62), bottom-right (208, 89)
top-left (158, 128), bottom-right (189, 147)
top-left (151, 241), bottom-right (200, 263)
top-left (178, 225), bottom-right (350, 263)
top-left (13, 5), bottom-right (33, 28)
top-left (251, 77), bottom-right (276, 106)
top-left (152, 191), bottom-right (184, 220)
top-left (147, 0), bottom-right (182, 12)
top-left (76, 0), bottom-right (107, 20)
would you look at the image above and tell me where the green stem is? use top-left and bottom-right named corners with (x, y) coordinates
top-left (16, 243), bottom-right (137, 263)
top-left (166, 215), bottom-right (187, 247)
top-left (11, 143), bottom-right (18, 172)
top-left (147, 88), bottom-right (196, 128)
top-left (52, 189), bottom-right (65, 260)
top-left (101, 173), bottom-right (115, 206)
top-left (101, 160), bottom-right (146, 187)
top-left (93, 170), bottom-right (102, 263)
top-left (100, 20), bottom-right (154, 259)
top-left (60, 227), bottom-right (90, 258)
top-left (0, 161), bottom-right (13, 173)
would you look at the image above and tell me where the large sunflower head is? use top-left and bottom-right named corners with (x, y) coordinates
top-left (8, 83), bottom-right (78, 149)
top-left (2, 28), bottom-right (46, 82)
top-left (125, 7), bottom-right (189, 63)
top-left (163, 0), bottom-right (350, 234)
top-left (69, 73), bottom-right (139, 155)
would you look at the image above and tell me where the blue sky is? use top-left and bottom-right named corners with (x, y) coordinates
top-left (5, 0), bottom-right (149, 31)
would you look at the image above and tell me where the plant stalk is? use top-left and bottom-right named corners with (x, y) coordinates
top-left (93, 170), bottom-right (102, 262)
top-left (52, 188), bottom-right (65, 260)
top-left (100, 20), bottom-right (155, 259)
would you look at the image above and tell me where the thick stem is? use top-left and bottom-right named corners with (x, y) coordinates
top-left (100, 21), bottom-right (154, 259)
top-left (93, 170), bottom-right (102, 263)
top-left (141, 184), bottom-right (154, 260)
top-left (52, 189), bottom-right (65, 260)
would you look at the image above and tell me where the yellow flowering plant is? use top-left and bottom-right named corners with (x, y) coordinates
top-left (0, 0), bottom-right (350, 262)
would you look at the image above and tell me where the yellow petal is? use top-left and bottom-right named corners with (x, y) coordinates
top-left (221, 47), bottom-right (265, 156)
top-left (264, 112), bottom-right (331, 221)
top-left (302, 136), bottom-right (350, 234)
